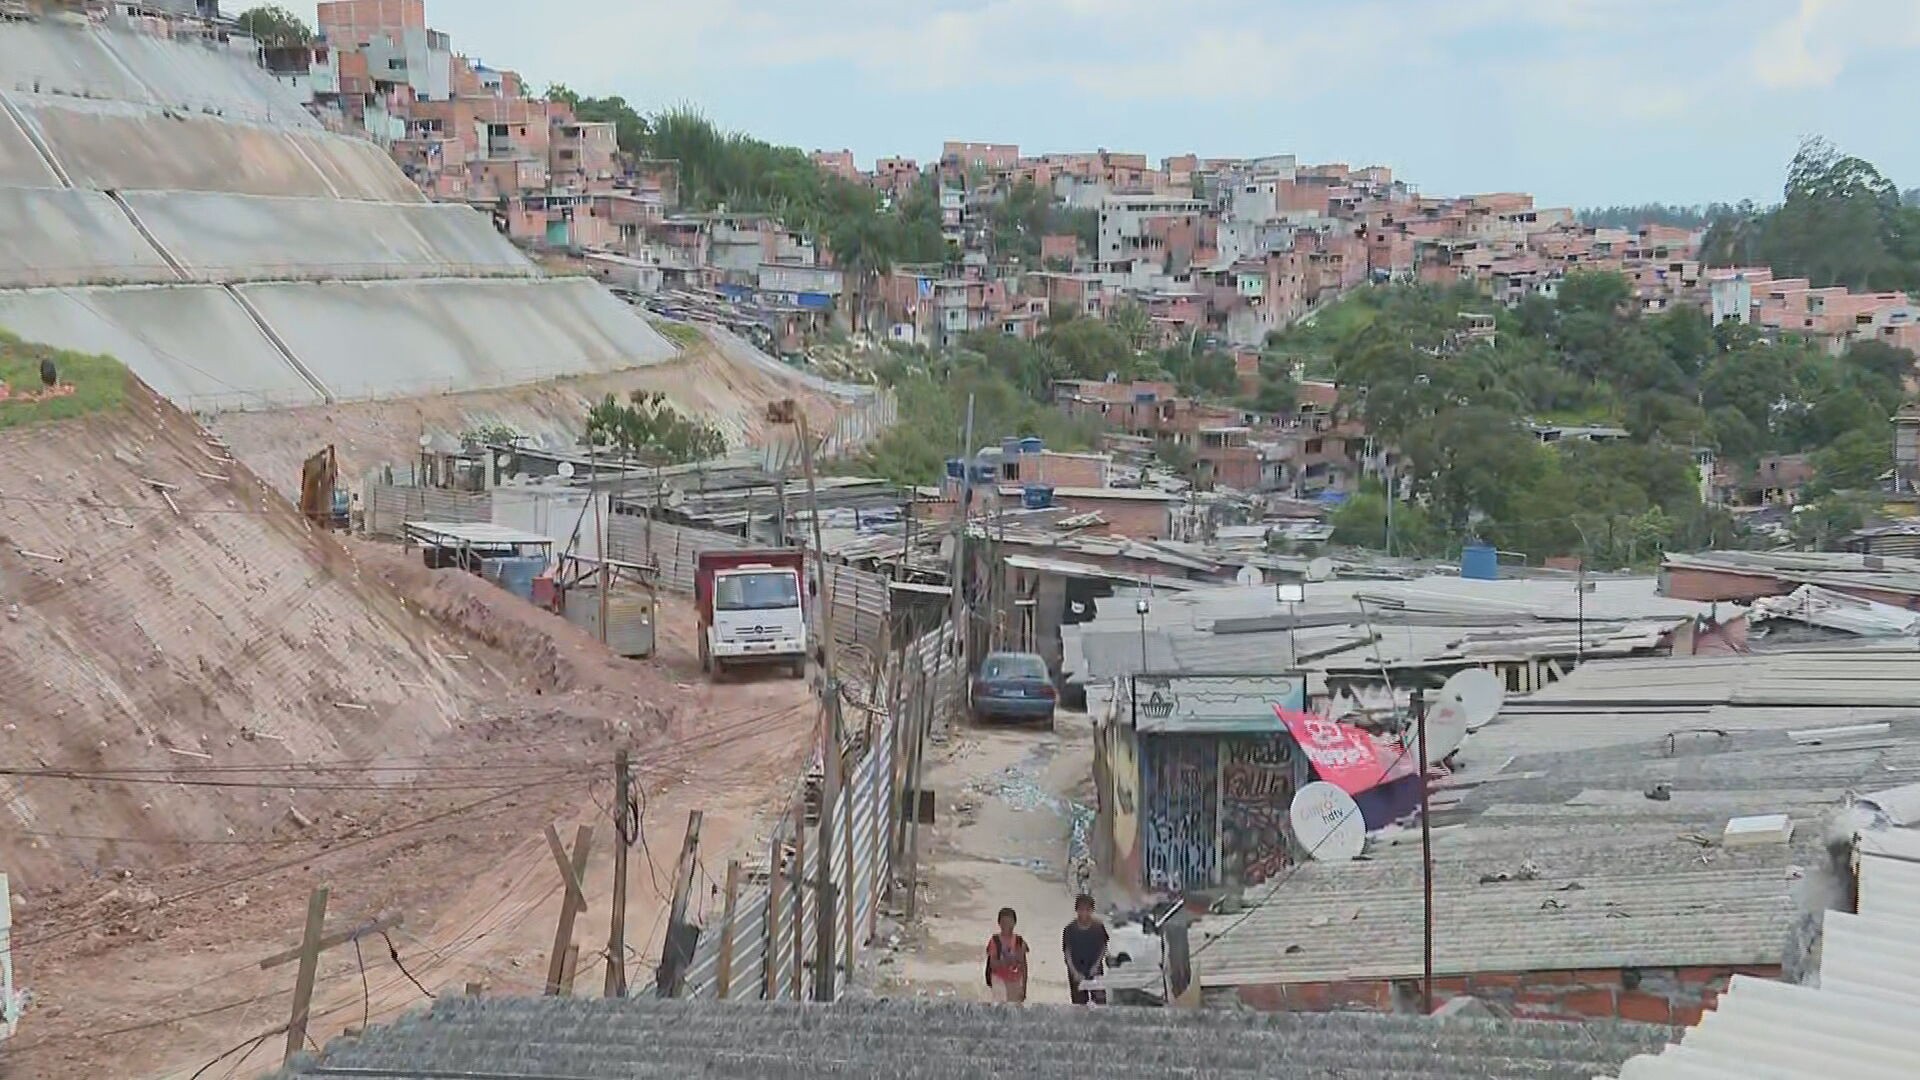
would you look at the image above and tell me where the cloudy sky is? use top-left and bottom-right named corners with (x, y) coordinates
top-left (278, 0), bottom-right (1920, 207)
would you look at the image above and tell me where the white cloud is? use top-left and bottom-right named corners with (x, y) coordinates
top-left (1751, 0), bottom-right (1920, 88)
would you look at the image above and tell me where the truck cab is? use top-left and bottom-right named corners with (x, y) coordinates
top-left (696, 551), bottom-right (810, 678)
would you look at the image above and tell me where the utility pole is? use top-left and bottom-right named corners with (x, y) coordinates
top-left (1412, 689), bottom-right (1434, 1015)
top-left (769, 400), bottom-right (845, 1002)
top-left (605, 748), bottom-right (631, 998)
top-left (946, 395), bottom-right (975, 680)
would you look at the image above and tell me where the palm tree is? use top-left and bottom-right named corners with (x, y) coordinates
top-left (1109, 301), bottom-right (1154, 353)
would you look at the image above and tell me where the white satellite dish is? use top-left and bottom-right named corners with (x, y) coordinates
top-left (496, 452), bottom-right (512, 468)
top-left (556, 462), bottom-right (576, 479)
top-left (1235, 564), bottom-right (1264, 586)
top-left (1422, 695), bottom-right (1471, 766)
top-left (1290, 781), bottom-right (1365, 862)
top-left (1306, 556), bottom-right (1335, 583)
top-left (417, 434), bottom-right (432, 449)
top-left (1441, 668), bottom-right (1505, 733)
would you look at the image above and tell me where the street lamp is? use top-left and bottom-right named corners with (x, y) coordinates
top-left (1276, 582), bottom-right (1305, 670)
top-left (1135, 596), bottom-right (1151, 673)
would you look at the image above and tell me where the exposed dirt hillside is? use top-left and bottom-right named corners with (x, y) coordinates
top-left (209, 335), bottom-right (841, 497)
top-left (0, 387), bottom-right (816, 1078)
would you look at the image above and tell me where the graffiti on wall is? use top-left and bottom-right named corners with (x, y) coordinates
top-left (1110, 721), bottom-right (1140, 874)
top-left (1218, 735), bottom-right (1302, 886)
top-left (1141, 735), bottom-right (1218, 891)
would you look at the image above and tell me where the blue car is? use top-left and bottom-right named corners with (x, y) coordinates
top-left (970, 652), bottom-right (1057, 728)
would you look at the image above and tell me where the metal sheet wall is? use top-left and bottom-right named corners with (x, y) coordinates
top-left (678, 620), bottom-right (951, 1003)
top-left (364, 483), bottom-right (492, 538)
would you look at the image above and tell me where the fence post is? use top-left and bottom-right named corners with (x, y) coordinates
top-left (717, 860), bottom-right (742, 1000)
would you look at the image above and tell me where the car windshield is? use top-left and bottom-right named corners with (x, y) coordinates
top-left (715, 570), bottom-right (800, 612)
top-left (982, 654), bottom-right (1047, 680)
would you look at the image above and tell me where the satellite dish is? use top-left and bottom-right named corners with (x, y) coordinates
top-left (1235, 564), bottom-right (1263, 586)
top-left (1306, 556), bottom-right (1334, 583)
top-left (1290, 781), bottom-right (1365, 862)
top-left (496, 453), bottom-right (512, 468)
top-left (1422, 696), bottom-right (1471, 766)
top-left (556, 462), bottom-right (576, 479)
top-left (1441, 668), bottom-right (1504, 733)
top-left (418, 435), bottom-right (432, 449)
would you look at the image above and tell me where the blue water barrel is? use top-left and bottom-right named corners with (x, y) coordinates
top-left (1460, 542), bottom-right (1500, 581)
top-left (945, 457), bottom-right (965, 479)
top-left (1018, 436), bottom-right (1044, 455)
top-left (1022, 484), bottom-right (1055, 509)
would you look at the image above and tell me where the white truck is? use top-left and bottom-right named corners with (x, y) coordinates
top-left (696, 550), bottom-right (810, 678)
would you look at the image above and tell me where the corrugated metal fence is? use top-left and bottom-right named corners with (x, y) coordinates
top-left (680, 619), bottom-right (966, 1001)
top-left (363, 483), bottom-right (492, 538)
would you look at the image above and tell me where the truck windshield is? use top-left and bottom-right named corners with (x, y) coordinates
top-left (715, 570), bottom-right (800, 612)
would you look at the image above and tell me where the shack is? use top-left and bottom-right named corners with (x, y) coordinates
top-left (1094, 673), bottom-right (1310, 896)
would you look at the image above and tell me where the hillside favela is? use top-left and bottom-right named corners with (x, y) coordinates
top-left (0, 1), bottom-right (1916, 1077)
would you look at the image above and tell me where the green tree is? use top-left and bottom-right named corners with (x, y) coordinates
top-left (235, 4), bottom-right (312, 44)
top-left (583, 391), bottom-right (726, 464)
top-left (1810, 427), bottom-right (1892, 492)
top-left (1108, 301), bottom-right (1154, 353)
top-left (1556, 270), bottom-right (1632, 317)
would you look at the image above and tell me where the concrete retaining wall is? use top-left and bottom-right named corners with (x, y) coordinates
top-left (0, 19), bottom-right (314, 126)
top-left (0, 187), bottom-right (175, 288)
top-left (124, 192), bottom-right (532, 282)
top-left (0, 103), bottom-right (59, 185)
top-left (0, 285), bottom-right (323, 410)
top-left (237, 278), bottom-right (678, 401)
top-left (17, 96), bottom-right (419, 200)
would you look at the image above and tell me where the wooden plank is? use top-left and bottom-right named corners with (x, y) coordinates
top-left (543, 824), bottom-right (594, 995)
top-left (653, 810), bottom-right (704, 997)
top-left (281, 886), bottom-right (330, 1065)
top-left (544, 824), bottom-right (587, 909)
top-left (259, 913), bottom-right (403, 970)
top-left (716, 860), bottom-right (742, 1000)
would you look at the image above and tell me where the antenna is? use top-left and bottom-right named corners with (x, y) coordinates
top-left (1289, 781), bottom-right (1365, 862)
top-left (1306, 556), bottom-right (1334, 582)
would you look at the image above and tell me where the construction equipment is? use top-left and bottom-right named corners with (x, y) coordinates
top-left (299, 445), bottom-right (348, 531)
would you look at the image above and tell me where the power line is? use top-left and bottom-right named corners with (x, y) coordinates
top-left (380, 929), bottom-right (435, 1001)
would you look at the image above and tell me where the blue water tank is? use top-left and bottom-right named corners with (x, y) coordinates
top-left (1460, 542), bottom-right (1500, 581)
top-left (1018, 436), bottom-right (1044, 455)
top-left (945, 457), bottom-right (965, 479)
top-left (1022, 484), bottom-right (1055, 510)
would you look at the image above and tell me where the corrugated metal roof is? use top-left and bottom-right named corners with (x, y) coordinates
top-left (276, 996), bottom-right (1672, 1080)
top-left (1604, 783), bottom-right (1920, 1078)
top-left (1194, 722), bottom-right (1920, 989)
top-left (1749, 584), bottom-right (1920, 637)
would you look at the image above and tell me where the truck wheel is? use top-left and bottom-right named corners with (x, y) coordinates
top-left (699, 638), bottom-right (711, 674)
top-left (789, 659), bottom-right (806, 679)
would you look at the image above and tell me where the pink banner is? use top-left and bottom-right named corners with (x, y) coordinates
top-left (1275, 707), bottom-right (1418, 796)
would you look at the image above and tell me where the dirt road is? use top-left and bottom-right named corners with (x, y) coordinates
top-left (7, 547), bottom-right (815, 1080)
top-left (869, 711), bottom-right (1096, 1005)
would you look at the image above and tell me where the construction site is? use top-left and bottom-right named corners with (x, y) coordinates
top-left (0, 8), bottom-right (943, 1079)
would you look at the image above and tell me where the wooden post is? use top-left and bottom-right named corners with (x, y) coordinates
top-left (282, 886), bottom-right (330, 1065)
top-left (716, 860), bottom-right (742, 999)
top-left (560, 943), bottom-right (582, 996)
top-left (544, 824), bottom-right (594, 996)
top-left (653, 810), bottom-right (704, 998)
top-left (605, 748), bottom-right (632, 999)
top-left (763, 840), bottom-right (785, 1000)
top-left (789, 810), bottom-right (806, 1000)
top-left (841, 748), bottom-right (857, 981)
top-left (814, 744), bottom-right (840, 1003)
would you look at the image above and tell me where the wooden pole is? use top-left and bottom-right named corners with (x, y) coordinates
top-left (560, 943), bottom-right (582, 996)
top-left (1414, 688), bottom-right (1434, 1015)
top-left (605, 749), bottom-right (632, 999)
top-left (654, 810), bottom-right (704, 998)
top-left (716, 860), bottom-right (742, 1000)
top-left (763, 836), bottom-right (785, 1000)
top-left (282, 886), bottom-right (330, 1064)
top-left (544, 824), bottom-right (594, 996)
top-left (789, 809), bottom-right (806, 1000)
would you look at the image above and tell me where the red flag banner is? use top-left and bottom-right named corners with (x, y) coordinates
top-left (1275, 707), bottom-right (1417, 796)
